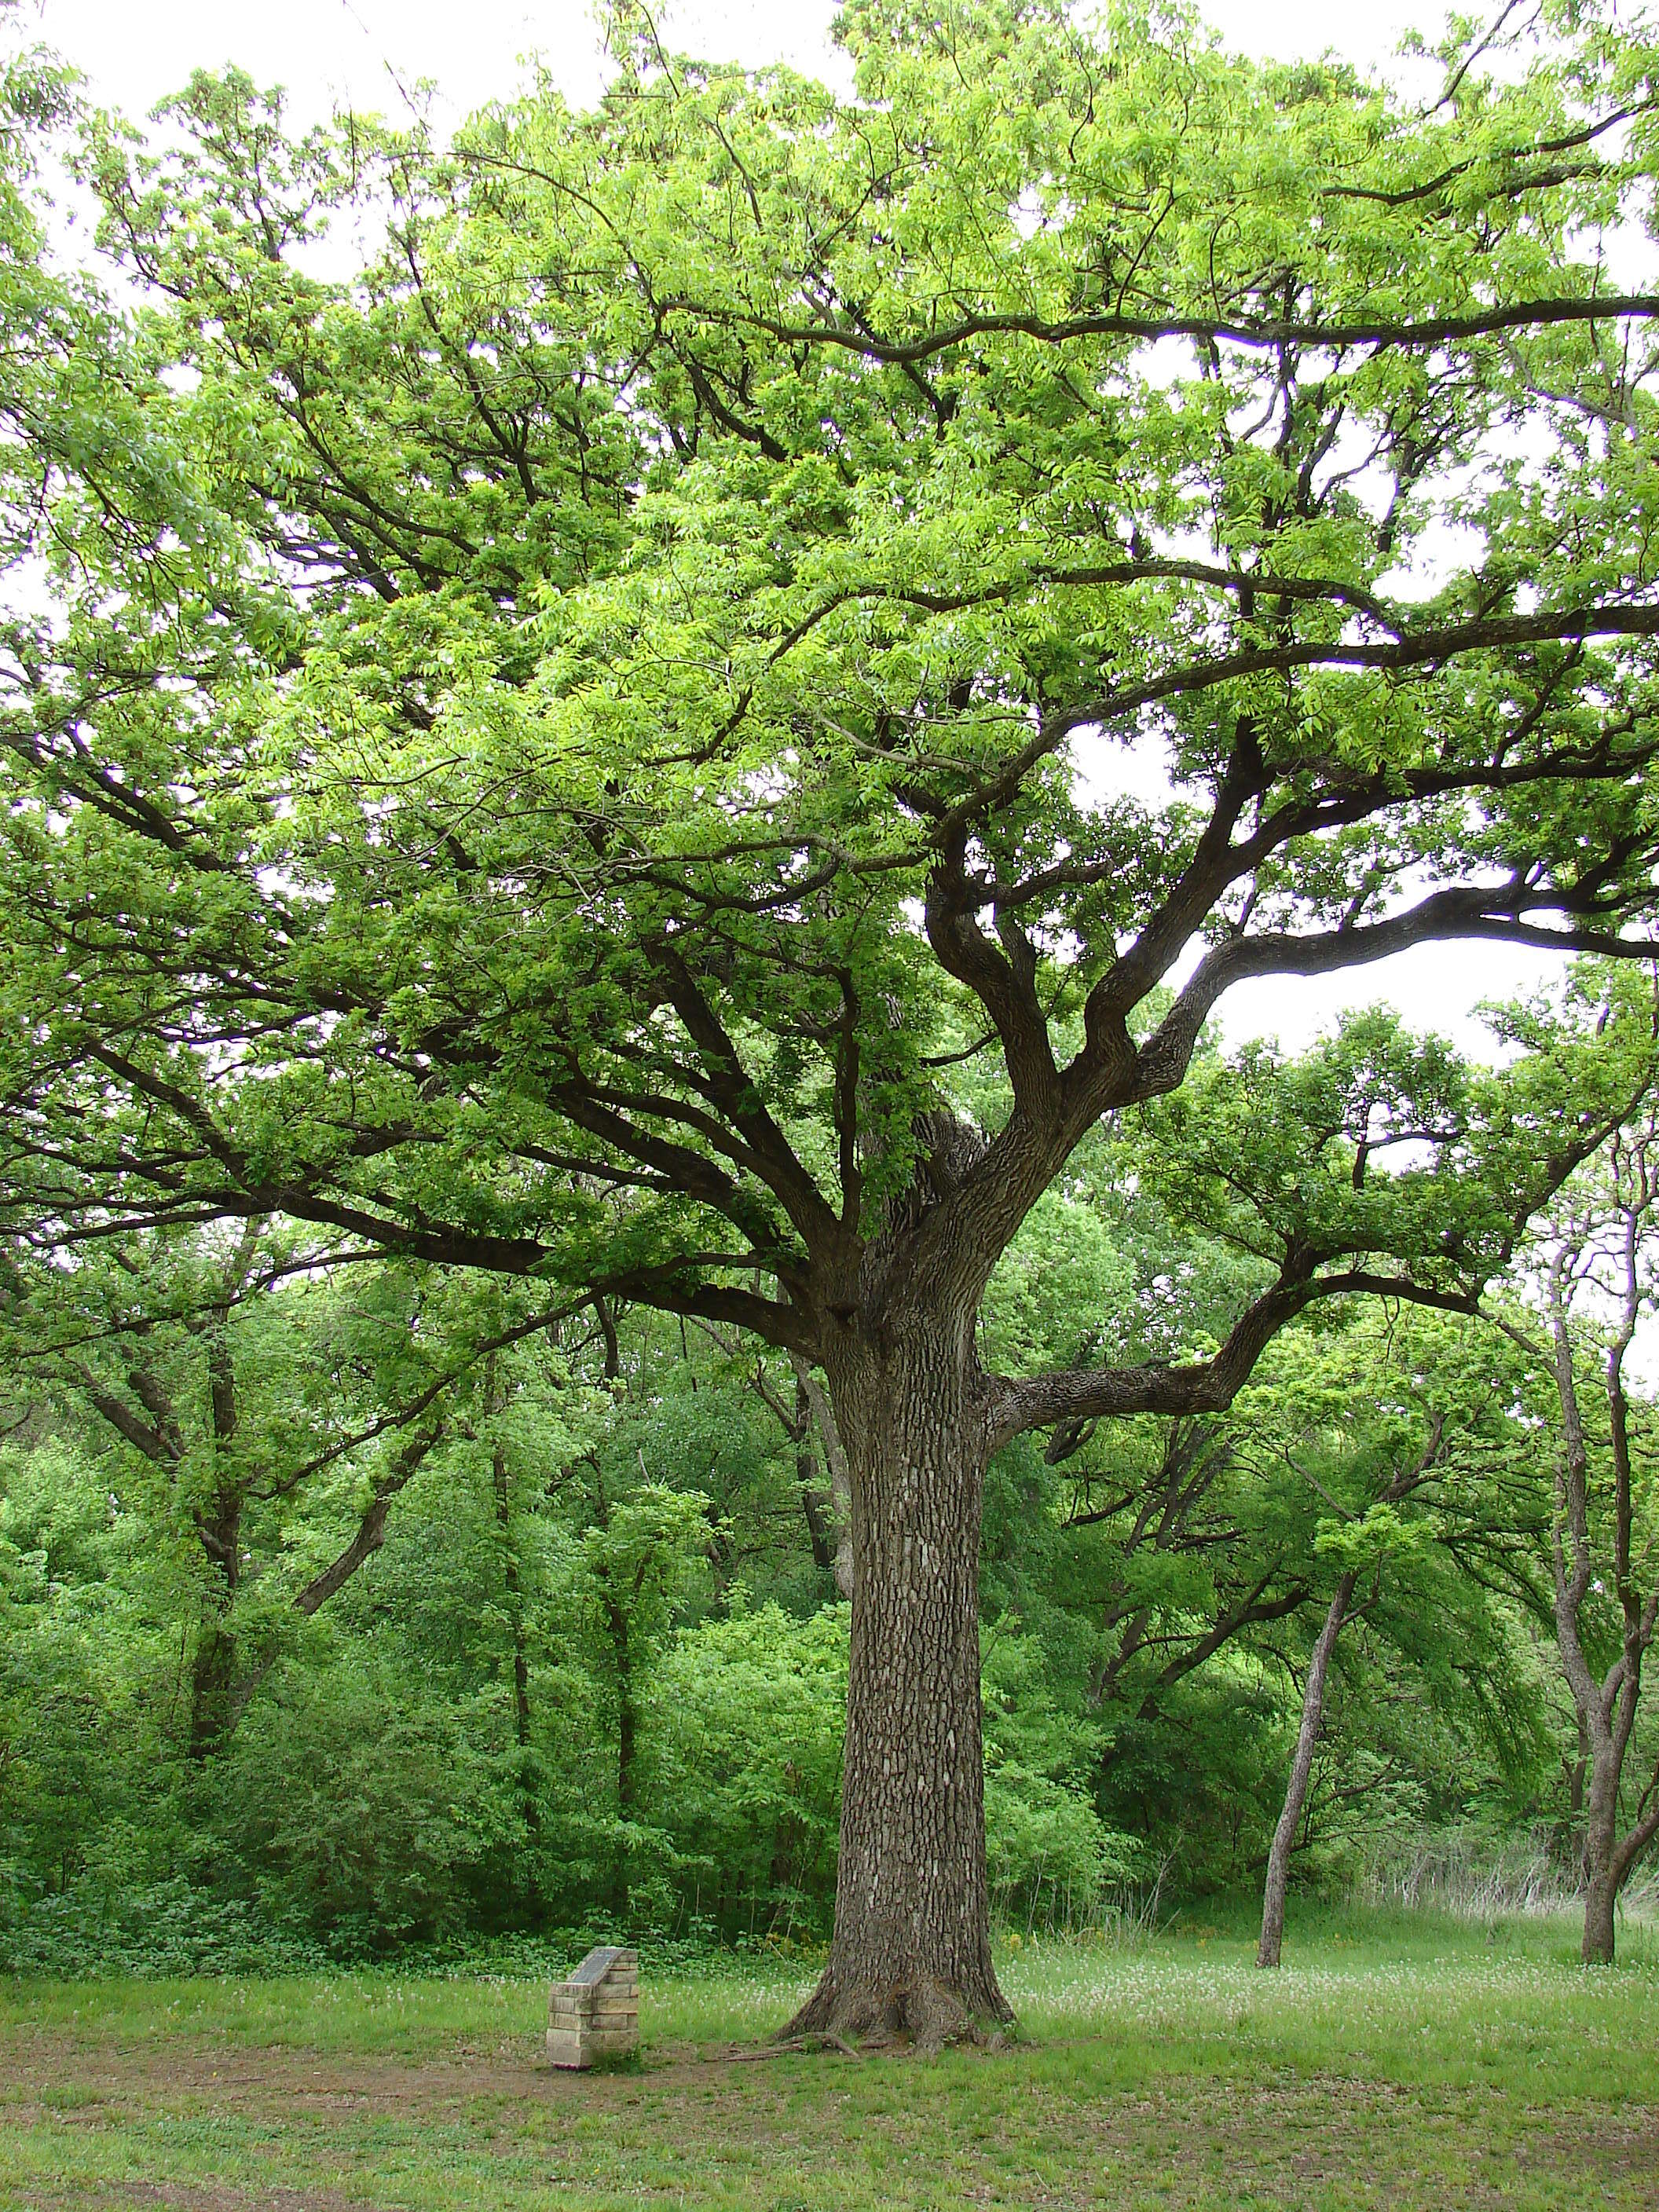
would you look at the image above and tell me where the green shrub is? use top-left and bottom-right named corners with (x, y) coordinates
top-left (643, 1600), bottom-right (848, 1938)
top-left (218, 1666), bottom-right (519, 1952)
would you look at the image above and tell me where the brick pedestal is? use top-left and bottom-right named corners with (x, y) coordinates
top-left (547, 1945), bottom-right (639, 2067)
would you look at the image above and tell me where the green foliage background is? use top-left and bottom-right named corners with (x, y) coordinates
top-left (4, 1152), bottom-right (1629, 1973)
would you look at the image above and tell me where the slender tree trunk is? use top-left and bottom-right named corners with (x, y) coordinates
top-left (1583, 1861), bottom-right (1618, 1965)
top-left (1258, 1569), bottom-right (1357, 1969)
top-left (793, 1356), bottom-right (855, 1600)
top-left (603, 1586), bottom-right (636, 1918)
top-left (786, 1313), bottom-right (1010, 2047)
top-left (585, 1457), bottom-right (635, 1916)
top-left (493, 1441), bottom-right (533, 1753)
top-left (188, 1605), bottom-right (238, 1759)
top-left (1562, 1711), bottom-right (1589, 1875)
top-left (1581, 1746), bottom-right (1621, 1964)
top-left (795, 1377), bottom-right (838, 1581)
top-left (606, 1594), bottom-right (635, 1822)
top-left (189, 1489), bottom-right (243, 1759)
top-left (189, 1298), bottom-right (248, 1760)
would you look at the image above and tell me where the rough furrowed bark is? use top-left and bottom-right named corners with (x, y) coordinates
top-left (785, 1312), bottom-right (1013, 2050)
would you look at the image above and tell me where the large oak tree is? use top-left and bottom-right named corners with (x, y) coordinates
top-left (8, 0), bottom-right (1659, 2035)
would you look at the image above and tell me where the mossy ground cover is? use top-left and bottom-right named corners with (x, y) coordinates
top-left (2, 1907), bottom-right (1655, 2211)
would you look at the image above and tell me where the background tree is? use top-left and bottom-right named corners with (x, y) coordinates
top-left (1490, 1097), bottom-right (1659, 1962)
top-left (0, 1225), bottom-right (608, 1753)
top-left (1242, 1313), bottom-right (1560, 1968)
top-left (6, 0), bottom-right (1659, 2034)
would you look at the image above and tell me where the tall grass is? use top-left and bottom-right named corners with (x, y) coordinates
top-left (1354, 1824), bottom-right (1659, 1923)
top-left (991, 1852), bottom-right (1179, 1949)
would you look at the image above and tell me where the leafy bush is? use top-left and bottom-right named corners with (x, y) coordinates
top-left (218, 1666), bottom-right (520, 1952)
top-left (643, 1600), bottom-right (848, 1939)
top-left (982, 1632), bottom-right (1141, 1928)
top-left (0, 1874), bottom-right (327, 1976)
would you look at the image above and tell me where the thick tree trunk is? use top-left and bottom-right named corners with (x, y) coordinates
top-left (786, 1315), bottom-right (1010, 2047)
top-left (1258, 1569), bottom-right (1356, 1969)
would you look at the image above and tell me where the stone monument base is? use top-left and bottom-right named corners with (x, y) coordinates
top-left (547, 1945), bottom-right (639, 2067)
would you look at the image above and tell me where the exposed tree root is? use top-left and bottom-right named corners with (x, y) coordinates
top-left (726, 2032), bottom-right (864, 2061)
top-left (782, 1965), bottom-right (1014, 2054)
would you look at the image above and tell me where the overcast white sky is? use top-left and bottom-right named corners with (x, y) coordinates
top-left (27, 0), bottom-right (1584, 1057)
top-left (27, 0), bottom-right (1462, 129)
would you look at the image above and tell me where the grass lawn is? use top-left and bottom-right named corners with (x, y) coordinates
top-left (2, 1906), bottom-right (1655, 2210)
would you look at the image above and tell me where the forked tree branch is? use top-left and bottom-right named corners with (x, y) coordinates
top-left (986, 1269), bottom-right (1481, 1452)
